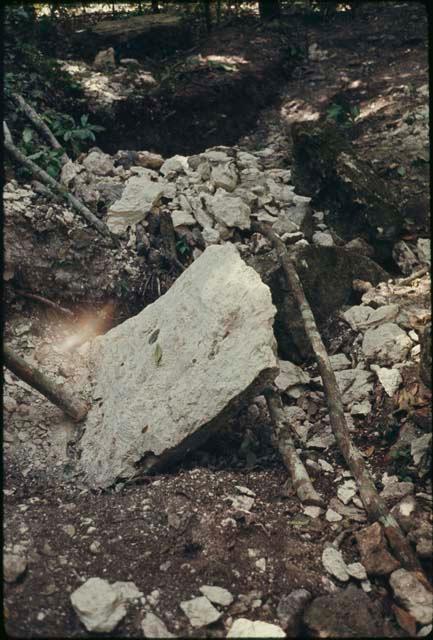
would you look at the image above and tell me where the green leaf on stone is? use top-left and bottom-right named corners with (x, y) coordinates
top-left (154, 343), bottom-right (163, 366)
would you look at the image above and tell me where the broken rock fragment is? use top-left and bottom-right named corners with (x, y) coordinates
top-left (355, 522), bottom-right (400, 576)
top-left (70, 577), bottom-right (127, 633)
top-left (180, 596), bottom-right (221, 628)
top-left (107, 175), bottom-right (164, 234)
top-left (80, 244), bottom-right (278, 488)
top-left (389, 569), bottom-right (433, 625)
top-left (227, 618), bottom-right (286, 638)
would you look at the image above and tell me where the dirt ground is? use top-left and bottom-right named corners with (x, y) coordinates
top-left (3, 2), bottom-right (431, 637)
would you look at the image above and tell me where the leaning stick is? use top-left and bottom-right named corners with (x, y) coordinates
top-left (253, 221), bottom-right (421, 572)
top-left (4, 345), bottom-right (88, 422)
top-left (266, 388), bottom-right (324, 506)
top-left (3, 129), bottom-right (119, 247)
top-left (11, 93), bottom-right (69, 164)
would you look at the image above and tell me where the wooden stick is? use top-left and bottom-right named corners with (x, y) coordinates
top-left (253, 221), bottom-right (421, 572)
top-left (3, 128), bottom-right (119, 247)
top-left (266, 389), bottom-right (324, 506)
top-left (11, 93), bottom-right (69, 164)
top-left (13, 289), bottom-right (75, 319)
top-left (3, 345), bottom-right (88, 422)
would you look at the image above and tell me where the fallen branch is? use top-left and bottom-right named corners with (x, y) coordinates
top-left (253, 221), bottom-right (422, 572)
top-left (397, 266), bottom-right (429, 286)
top-left (266, 388), bottom-right (324, 507)
top-left (10, 92), bottom-right (69, 164)
top-left (4, 344), bottom-right (88, 422)
top-left (3, 127), bottom-right (119, 247)
top-left (13, 289), bottom-right (75, 319)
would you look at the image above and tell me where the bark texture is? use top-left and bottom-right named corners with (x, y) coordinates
top-left (4, 345), bottom-right (88, 422)
top-left (266, 389), bottom-right (324, 506)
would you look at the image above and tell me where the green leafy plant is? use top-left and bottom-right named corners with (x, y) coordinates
top-left (19, 127), bottom-right (64, 178)
top-left (44, 112), bottom-right (105, 156)
top-left (326, 102), bottom-right (360, 127)
top-left (176, 239), bottom-right (190, 256)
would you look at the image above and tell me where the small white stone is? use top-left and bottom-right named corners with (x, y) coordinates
top-left (303, 506), bottom-right (322, 519)
top-left (322, 547), bottom-right (349, 582)
top-left (326, 509), bottom-right (343, 522)
top-left (70, 577), bottom-right (127, 633)
top-left (199, 585), bottom-right (234, 607)
top-left (180, 596), bottom-right (221, 628)
top-left (227, 618), bottom-right (286, 638)
top-left (318, 459), bottom-right (334, 473)
top-left (346, 562), bottom-right (367, 580)
top-left (255, 558), bottom-right (266, 572)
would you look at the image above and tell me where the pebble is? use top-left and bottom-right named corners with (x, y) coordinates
top-left (227, 618), bottom-right (286, 637)
top-left (199, 585), bottom-right (234, 607)
top-left (322, 547), bottom-right (349, 582)
top-left (303, 506), bottom-right (322, 519)
top-left (180, 596), bottom-right (221, 628)
top-left (90, 541), bottom-right (102, 554)
top-left (142, 612), bottom-right (176, 638)
top-left (70, 577), bottom-right (127, 632)
top-left (326, 509), bottom-right (343, 522)
top-left (346, 562), bottom-right (368, 580)
top-left (4, 552), bottom-right (27, 583)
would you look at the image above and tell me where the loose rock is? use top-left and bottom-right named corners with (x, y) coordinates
top-left (180, 596), bottom-right (221, 628)
top-left (70, 577), bottom-right (127, 633)
top-left (389, 569), bottom-right (433, 624)
top-left (80, 244), bottom-right (278, 488)
top-left (227, 618), bottom-right (286, 638)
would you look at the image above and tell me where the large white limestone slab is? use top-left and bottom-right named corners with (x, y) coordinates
top-left (80, 244), bottom-right (278, 487)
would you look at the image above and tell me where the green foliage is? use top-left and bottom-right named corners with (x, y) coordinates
top-left (19, 127), bottom-right (64, 179)
top-left (17, 110), bottom-right (105, 179)
top-left (326, 101), bottom-right (360, 127)
top-left (176, 239), bottom-right (190, 256)
top-left (43, 112), bottom-right (105, 156)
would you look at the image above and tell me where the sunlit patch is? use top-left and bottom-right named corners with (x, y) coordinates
top-left (58, 302), bottom-right (116, 353)
top-left (204, 54), bottom-right (248, 66)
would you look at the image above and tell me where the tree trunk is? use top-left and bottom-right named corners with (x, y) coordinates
top-left (151, 0), bottom-right (159, 14)
top-left (4, 345), bottom-right (88, 422)
top-left (259, 0), bottom-right (281, 21)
